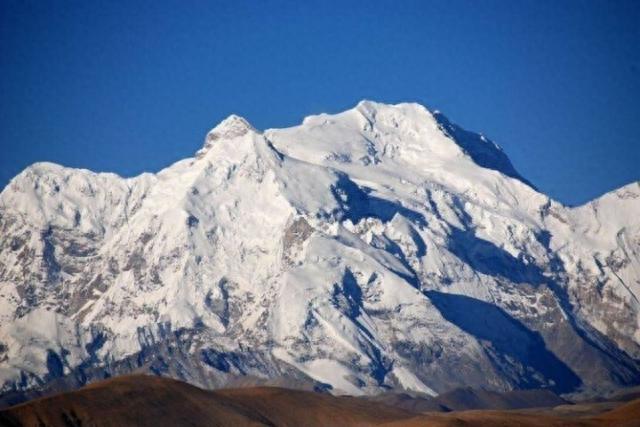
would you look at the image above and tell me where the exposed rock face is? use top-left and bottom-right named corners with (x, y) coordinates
top-left (0, 101), bottom-right (639, 404)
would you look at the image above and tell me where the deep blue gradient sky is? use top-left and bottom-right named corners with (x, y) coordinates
top-left (1, 1), bottom-right (638, 205)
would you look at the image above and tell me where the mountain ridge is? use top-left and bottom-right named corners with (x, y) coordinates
top-left (6, 100), bottom-right (633, 205)
top-left (0, 101), bottom-right (639, 404)
top-left (2, 374), bottom-right (640, 427)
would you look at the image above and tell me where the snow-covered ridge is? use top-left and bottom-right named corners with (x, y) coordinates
top-left (0, 101), bottom-right (638, 402)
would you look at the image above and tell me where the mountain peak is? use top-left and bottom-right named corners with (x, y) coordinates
top-left (196, 114), bottom-right (258, 158)
top-left (355, 99), bottom-right (382, 111)
top-left (353, 100), bottom-right (431, 119)
top-left (2, 101), bottom-right (639, 402)
top-left (210, 114), bottom-right (257, 138)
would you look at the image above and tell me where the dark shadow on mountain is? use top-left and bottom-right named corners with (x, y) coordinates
top-left (332, 269), bottom-right (363, 319)
top-left (447, 226), bottom-right (547, 285)
top-left (46, 350), bottom-right (64, 379)
top-left (425, 291), bottom-right (581, 393)
top-left (539, 257), bottom-right (640, 385)
top-left (407, 226), bottom-right (427, 258)
top-left (201, 348), bottom-right (246, 375)
top-left (380, 238), bottom-right (421, 286)
top-left (433, 112), bottom-right (536, 189)
top-left (332, 269), bottom-right (393, 385)
top-left (331, 174), bottom-right (426, 226)
top-left (448, 227), bottom-right (640, 387)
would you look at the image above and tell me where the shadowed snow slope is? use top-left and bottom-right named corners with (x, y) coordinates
top-left (0, 101), bottom-right (639, 405)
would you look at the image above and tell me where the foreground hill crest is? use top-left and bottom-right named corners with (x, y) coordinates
top-left (0, 101), bottom-right (639, 405)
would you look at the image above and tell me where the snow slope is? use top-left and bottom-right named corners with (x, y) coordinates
top-left (0, 101), bottom-right (639, 402)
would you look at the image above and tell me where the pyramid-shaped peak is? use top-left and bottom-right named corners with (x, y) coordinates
top-left (196, 114), bottom-right (258, 158)
top-left (210, 114), bottom-right (257, 138)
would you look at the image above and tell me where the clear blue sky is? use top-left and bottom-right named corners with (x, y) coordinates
top-left (1, 0), bottom-right (638, 205)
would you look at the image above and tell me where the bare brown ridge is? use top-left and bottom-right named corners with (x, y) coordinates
top-left (1, 375), bottom-right (640, 427)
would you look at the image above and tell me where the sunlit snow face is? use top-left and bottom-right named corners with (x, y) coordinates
top-left (0, 101), bottom-right (638, 398)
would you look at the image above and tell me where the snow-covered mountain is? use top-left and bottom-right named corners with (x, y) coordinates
top-left (1, 101), bottom-right (639, 402)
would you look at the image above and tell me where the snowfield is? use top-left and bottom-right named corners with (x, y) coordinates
top-left (0, 101), bottom-right (638, 400)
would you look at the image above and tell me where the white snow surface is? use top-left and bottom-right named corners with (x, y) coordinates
top-left (0, 100), bottom-right (639, 397)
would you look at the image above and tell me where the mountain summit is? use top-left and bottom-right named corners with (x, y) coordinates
top-left (0, 101), bottom-right (639, 405)
top-left (196, 114), bottom-right (257, 159)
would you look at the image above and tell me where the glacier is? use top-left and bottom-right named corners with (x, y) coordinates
top-left (0, 100), bottom-right (639, 403)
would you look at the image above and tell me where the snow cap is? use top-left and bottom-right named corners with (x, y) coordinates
top-left (196, 114), bottom-right (257, 158)
top-left (208, 114), bottom-right (256, 139)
